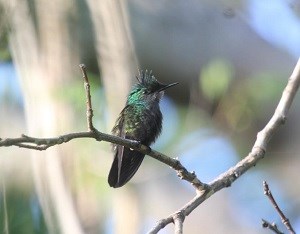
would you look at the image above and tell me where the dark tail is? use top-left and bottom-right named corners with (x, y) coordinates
top-left (108, 147), bottom-right (145, 188)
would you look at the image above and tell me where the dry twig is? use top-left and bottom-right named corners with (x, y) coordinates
top-left (148, 58), bottom-right (300, 233)
top-left (262, 181), bottom-right (296, 234)
top-left (79, 64), bottom-right (95, 131)
top-left (261, 219), bottom-right (284, 234)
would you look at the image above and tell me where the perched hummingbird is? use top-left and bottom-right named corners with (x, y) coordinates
top-left (108, 70), bottom-right (178, 188)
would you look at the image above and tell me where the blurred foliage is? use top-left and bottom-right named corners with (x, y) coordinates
top-left (54, 71), bottom-right (108, 129)
top-left (200, 59), bottom-right (234, 102)
top-left (199, 58), bottom-right (285, 132)
top-left (0, 5), bottom-right (11, 61)
top-left (221, 73), bottom-right (285, 132)
top-left (0, 187), bottom-right (47, 234)
top-left (246, 72), bottom-right (285, 105)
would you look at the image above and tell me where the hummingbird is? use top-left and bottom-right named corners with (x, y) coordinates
top-left (108, 70), bottom-right (179, 188)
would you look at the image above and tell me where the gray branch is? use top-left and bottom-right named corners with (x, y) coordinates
top-left (1, 59), bottom-right (300, 234)
top-left (148, 58), bottom-right (300, 233)
top-left (263, 181), bottom-right (296, 234)
top-left (262, 219), bottom-right (284, 234)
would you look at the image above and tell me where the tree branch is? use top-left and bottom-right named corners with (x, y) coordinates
top-left (261, 219), bottom-right (284, 234)
top-left (79, 64), bottom-right (95, 131)
top-left (0, 65), bottom-right (207, 192)
top-left (173, 211), bottom-right (184, 234)
top-left (263, 181), bottom-right (296, 234)
top-left (148, 58), bottom-right (300, 233)
top-left (1, 59), bottom-right (300, 234)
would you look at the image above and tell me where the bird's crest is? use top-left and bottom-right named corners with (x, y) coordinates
top-left (136, 69), bottom-right (156, 83)
top-left (135, 70), bottom-right (161, 92)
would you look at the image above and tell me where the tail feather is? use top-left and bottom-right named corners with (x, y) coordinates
top-left (108, 147), bottom-right (145, 188)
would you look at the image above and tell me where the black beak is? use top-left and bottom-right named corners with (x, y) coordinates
top-left (158, 82), bottom-right (179, 92)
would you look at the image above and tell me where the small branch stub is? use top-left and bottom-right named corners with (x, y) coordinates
top-left (79, 64), bottom-right (94, 131)
top-left (261, 219), bottom-right (284, 234)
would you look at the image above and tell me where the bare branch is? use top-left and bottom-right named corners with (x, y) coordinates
top-left (79, 64), bottom-right (94, 131)
top-left (0, 64), bottom-right (207, 191)
top-left (149, 212), bottom-right (185, 234)
top-left (1, 59), bottom-right (300, 233)
top-left (173, 212), bottom-right (184, 234)
top-left (262, 219), bottom-right (284, 234)
top-left (254, 58), bottom-right (300, 151)
top-left (263, 181), bottom-right (296, 234)
top-left (148, 217), bottom-right (173, 234)
top-left (0, 130), bottom-right (206, 189)
top-left (148, 59), bottom-right (300, 233)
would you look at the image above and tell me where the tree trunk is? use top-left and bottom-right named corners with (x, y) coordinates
top-left (5, 0), bottom-right (83, 233)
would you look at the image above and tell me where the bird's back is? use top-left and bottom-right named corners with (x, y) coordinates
top-left (108, 103), bottom-right (163, 188)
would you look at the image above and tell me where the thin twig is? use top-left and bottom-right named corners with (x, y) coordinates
top-left (263, 181), bottom-right (296, 234)
top-left (79, 64), bottom-right (94, 131)
top-left (261, 219), bottom-right (284, 234)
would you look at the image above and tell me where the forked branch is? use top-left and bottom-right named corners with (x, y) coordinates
top-left (148, 58), bottom-right (300, 233)
top-left (1, 59), bottom-right (300, 233)
top-left (262, 181), bottom-right (296, 234)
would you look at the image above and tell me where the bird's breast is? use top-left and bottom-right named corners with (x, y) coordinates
top-left (124, 105), bottom-right (162, 145)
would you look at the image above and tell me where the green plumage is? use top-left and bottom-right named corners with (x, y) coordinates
top-left (108, 70), bottom-right (178, 188)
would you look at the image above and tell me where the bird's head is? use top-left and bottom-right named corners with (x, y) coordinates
top-left (127, 70), bottom-right (178, 105)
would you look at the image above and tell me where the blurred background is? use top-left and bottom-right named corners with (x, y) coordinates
top-left (0, 0), bottom-right (300, 233)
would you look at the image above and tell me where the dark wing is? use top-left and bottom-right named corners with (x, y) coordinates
top-left (108, 147), bottom-right (145, 188)
top-left (108, 105), bottom-right (145, 188)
